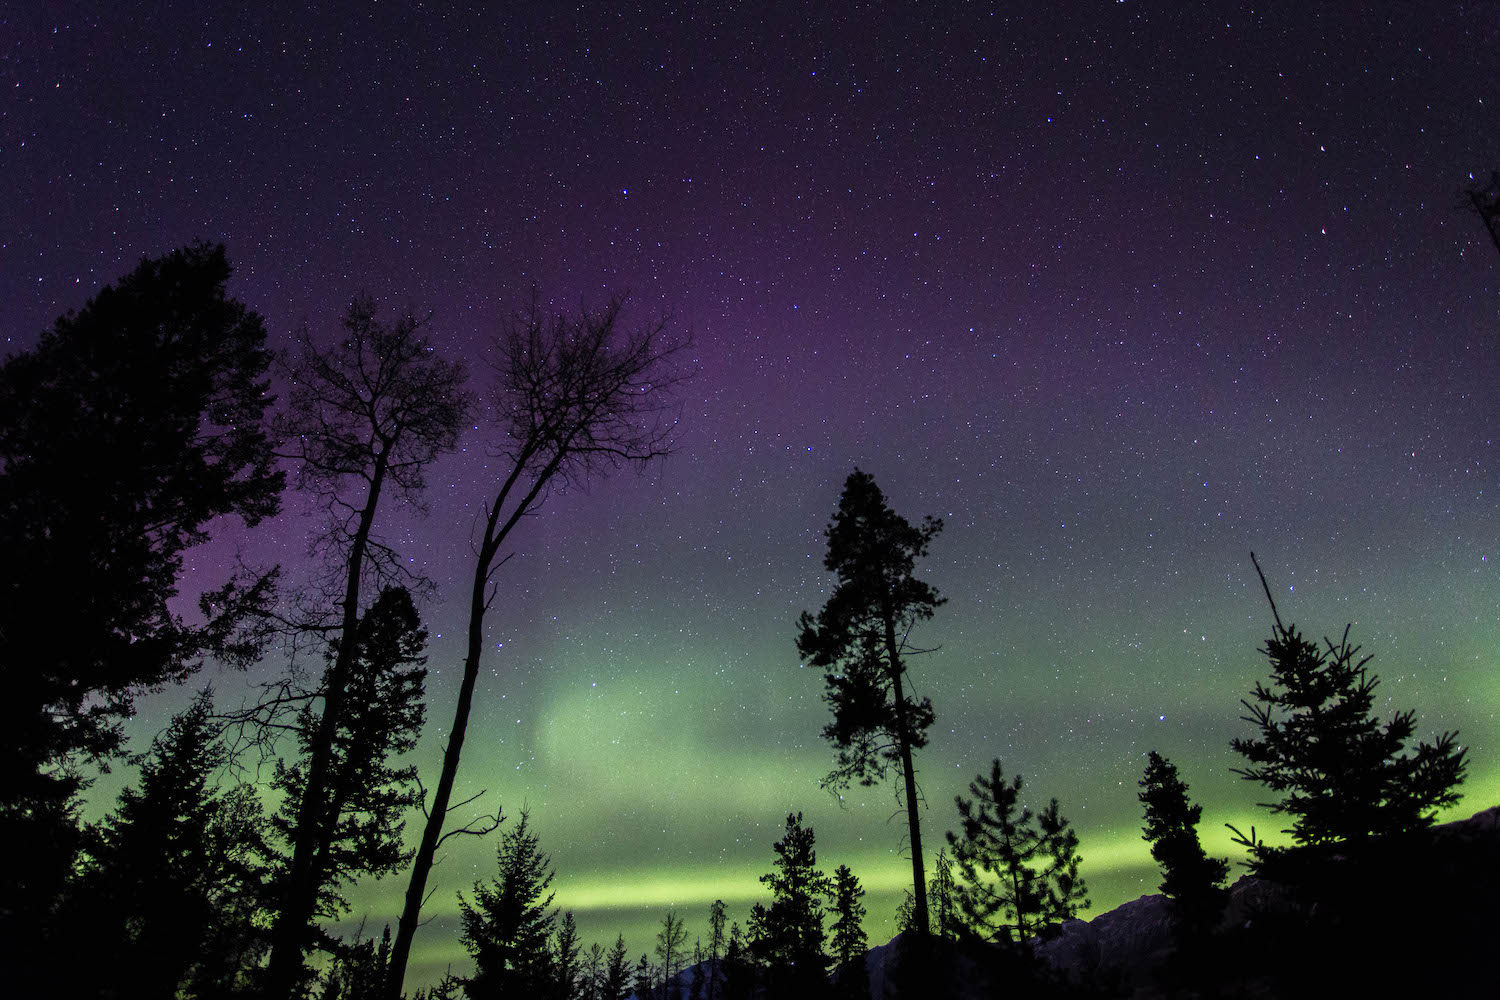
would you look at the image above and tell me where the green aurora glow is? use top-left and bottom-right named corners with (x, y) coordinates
top-left (16, 5), bottom-right (1496, 994)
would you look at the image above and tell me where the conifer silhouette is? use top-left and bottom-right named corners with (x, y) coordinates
top-left (1230, 555), bottom-right (1467, 863)
top-left (797, 469), bottom-right (945, 935)
top-left (1139, 751), bottom-right (1228, 934)
top-left (458, 811), bottom-right (558, 997)
top-left (947, 760), bottom-right (1089, 948)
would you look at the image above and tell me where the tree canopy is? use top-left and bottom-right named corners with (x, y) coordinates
top-left (947, 759), bottom-right (1089, 948)
top-left (748, 812), bottom-right (834, 995)
top-left (1231, 623), bottom-right (1467, 853)
top-left (0, 243), bottom-right (283, 974)
top-left (0, 242), bottom-right (283, 786)
top-left (796, 468), bottom-right (944, 934)
top-left (1138, 751), bottom-right (1228, 933)
top-left (458, 811), bottom-right (558, 998)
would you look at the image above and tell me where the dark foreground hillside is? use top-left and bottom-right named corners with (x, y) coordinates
top-left (1038, 803), bottom-right (1499, 999)
top-left (659, 804), bottom-right (1499, 1000)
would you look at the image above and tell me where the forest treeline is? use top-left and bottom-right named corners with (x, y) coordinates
top-left (0, 245), bottom-right (1475, 999)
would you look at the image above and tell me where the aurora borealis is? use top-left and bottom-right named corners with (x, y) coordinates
top-left (4, 3), bottom-right (1498, 990)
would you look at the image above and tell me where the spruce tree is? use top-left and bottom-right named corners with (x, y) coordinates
top-left (828, 865), bottom-right (869, 1000)
top-left (894, 891), bottom-right (916, 934)
top-left (719, 924), bottom-right (753, 1000)
top-left (632, 955), bottom-right (655, 1000)
top-left (73, 691), bottom-right (269, 999)
top-left (796, 469), bottom-right (945, 935)
top-left (601, 934), bottom-right (632, 1000)
top-left (553, 911), bottom-right (583, 1000)
top-left (267, 585), bottom-right (428, 976)
top-left (689, 940), bottom-right (705, 1000)
top-left (947, 760), bottom-right (1089, 948)
top-left (706, 899), bottom-right (727, 1000)
top-left (748, 812), bottom-right (833, 994)
top-left (582, 941), bottom-right (605, 1000)
top-left (1232, 557), bottom-right (1467, 858)
top-left (458, 811), bottom-right (558, 998)
top-left (1138, 751), bottom-right (1228, 931)
top-left (928, 848), bottom-right (960, 941)
top-left (317, 925), bottom-right (394, 1000)
top-left (656, 910), bottom-right (688, 998)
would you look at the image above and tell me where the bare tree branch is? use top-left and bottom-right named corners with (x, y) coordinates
top-left (385, 291), bottom-right (690, 998)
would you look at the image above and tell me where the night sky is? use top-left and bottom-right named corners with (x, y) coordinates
top-left (5, 3), bottom-right (1498, 989)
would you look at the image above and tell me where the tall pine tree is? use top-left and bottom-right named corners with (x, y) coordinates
top-left (827, 865), bottom-right (869, 1000)
top-left (796, 469), bottom-right (944, 935)
top-left (0, 244), bottom-right (282, 979)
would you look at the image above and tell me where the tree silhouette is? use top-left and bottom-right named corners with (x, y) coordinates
top-left (458, 810), bottom-right (557, 999)
top-left (264, 296), bottom-right (469, 995)
top-left (264, 585), bottom-right (428, 985)
top-left (602, 934), bottom-right (632, 1000)
top-left (719, 924), bottom-right (752, 1000)
top-left (706, 899), bottom-right (727, 1000)
top-left (927, 847), bottom-right (961, 941)
top-left (748, 812), bottom-right (833, 995)
top-left (827, 864), bottom-right (869, 1000)
top-left (633, 955), bottom-right (656, 1000)
top-left (1138, 751), bottom-right (1227, 934)
top-left (70, 691), bottom-right (269, 999)
top-left (656, 909), bottom-right (688, 999)
top-left (552, 911), bottom-right (583, 1000)
top-left (690, 940), bottom-right (705, 1000)
top-left (388, 293), bottom-right (687, 996)
top-left (0, 244), bottom-right (282, 958)
top-left (947, 760), bottom-right (1089, 949)
top-left (317, 924), bottom-right (394, 1000)
top-left (408, 971), bottom-right (465, 1000)
top-left (1230, 554), bottom-right (1467, 863)
top-left (581, 941), bottom-right (605, 1000)
top-left (796, 468), bottom-right (945, 936)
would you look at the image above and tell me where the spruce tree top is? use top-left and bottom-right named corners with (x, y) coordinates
top-left (1231, 556), bottom-right (1467, 852)
top-left (1231, 622), bottom-right (1467, 848)
top-left (797, 469), bottom-right (943, 663)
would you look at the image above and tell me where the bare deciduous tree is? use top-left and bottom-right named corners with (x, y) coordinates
top-left (385, 292), bottom-right (688, 997)
top-left (263, 297), bottom-right (469, 996)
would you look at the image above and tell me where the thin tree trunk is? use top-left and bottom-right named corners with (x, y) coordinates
top-left (386, 452), bottom-right (557, 997)
top-left (384, 537), bottom-right (489, 994)
top-left (383, 301), bottom-right (679, 996)
top-left (885, 609), bottom-right (928, 938)
top-left (265, 452), bottom-right (389, 997)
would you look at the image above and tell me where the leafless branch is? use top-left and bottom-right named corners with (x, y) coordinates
top-left (1249, 550), bottom-right (1286, 636)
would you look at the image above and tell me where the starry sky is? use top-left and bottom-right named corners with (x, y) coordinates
top-left (4, 2), bottom-right (1499, 990)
